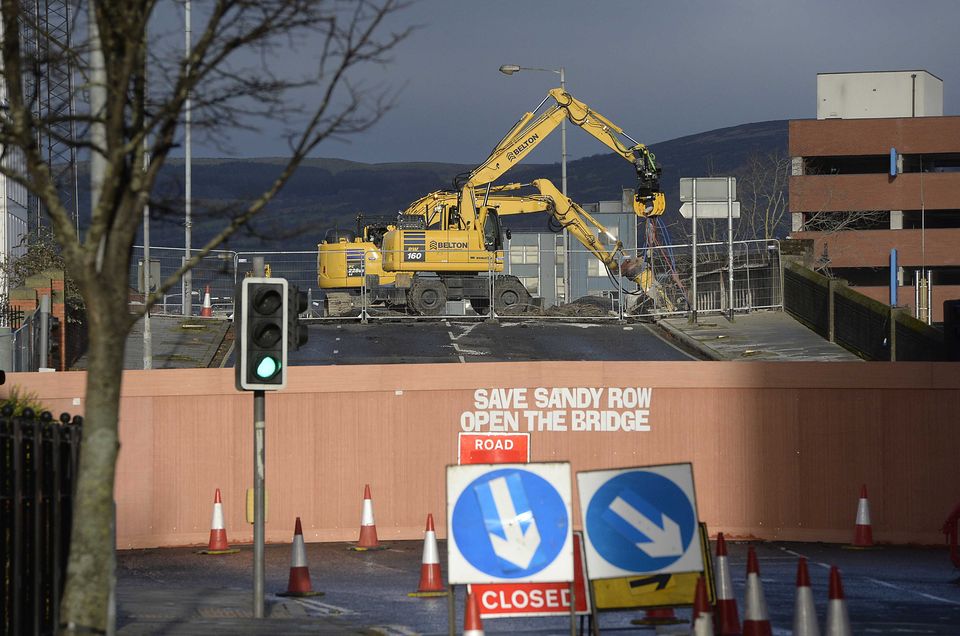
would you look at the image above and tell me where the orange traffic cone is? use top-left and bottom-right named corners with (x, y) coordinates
top-left (743, 546), bottom-right (772, 636)
top-left (198, 488), bottom-right (240, 555)
top-left (632, 608), bottom-right (685, 625)
top-left (408, 513), bottom-right (447, 597)
top-left (200, 285), bottom-right (213, 317)
top-left (692, 574), bottom-right (715, 635)
top-left (350, 484), bottom-right (385, 550)
top-left (278, 517), bottom-right (324, 597)
top-left (713, 533), bottom-right (741, 635)
top-left (793, 557), bottom-right (820, 636)
top-left (849, 484), bottom-right (876, 548)
top-left (826, 566), bottom-right (852, 636)
top-left (464, 590), bottom-right (485, 636)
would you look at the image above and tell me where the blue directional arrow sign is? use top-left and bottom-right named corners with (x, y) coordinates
top-left (577, 463), bottom-right (701, 578)
top-left (447, 463), bottom-right (573, 585)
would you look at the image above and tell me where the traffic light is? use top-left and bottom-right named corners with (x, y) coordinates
top-left (235, 277), bottom-right (288, 391)
top-left (287, 284), bottom-right (309, 352)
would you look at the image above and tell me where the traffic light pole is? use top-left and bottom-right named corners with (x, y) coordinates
top-left (253, 389), bottom-right (266, 618)
top-left (252, 256), bottom-right (266, 619)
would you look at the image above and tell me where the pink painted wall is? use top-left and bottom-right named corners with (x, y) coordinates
top-left (7, 361), bottom-right (959, 548)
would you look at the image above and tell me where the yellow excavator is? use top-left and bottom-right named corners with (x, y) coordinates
top-left (318, 87), bottom-right (667, 315)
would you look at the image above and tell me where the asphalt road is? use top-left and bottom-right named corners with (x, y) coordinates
top-left (116, 539), bottom-right (960, 635)
top-left (286, 320), bottom-right (695, 366)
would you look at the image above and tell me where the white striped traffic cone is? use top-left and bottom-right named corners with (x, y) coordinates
top-left (351, 484), bottom-right (382, 550)
top-left (852, 484), bottom-right (875, 548)
top-left (793, 557), bottom-right (820, 636)
top-left (692, 574), bottom-right (714, 636)
top-left (409, 513), bottom-right (447, 597)
top-left (826, 566), bottom-right (852, 636)
top-left (278, 517), bottom-right (324, 597)
top-left (198, 488), bottom-right (239, 555)
top-left (464, 589), bottom-right (485, 636)
top-left (200, 285), bottom-right (213, 317)
top-left (713, 533), bottom-right (741, 635)
top-left (743, 546), bottom-right (772, 636)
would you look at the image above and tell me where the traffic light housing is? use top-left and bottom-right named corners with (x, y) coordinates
top-left (287, 284), bottom-right (309, 352)
top-left (236, 278), bottom-right (288, 391)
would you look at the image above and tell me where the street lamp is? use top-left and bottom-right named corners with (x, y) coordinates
top-left (498, 64), bottom-right (567, 195)
top-left (499, 63), bottom-right (570, 302)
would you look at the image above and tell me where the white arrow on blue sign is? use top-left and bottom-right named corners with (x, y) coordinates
top-left (577, 463), bottom-right (701, 579)
top-left (447, 462), bottom-right (573, 585)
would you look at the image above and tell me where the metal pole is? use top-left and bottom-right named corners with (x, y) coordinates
top-left (252, 255), bottom-right (266, 618)
top-left (560, 68), bottom-right (570, 305)
top-left (143, 146), bottom-right (152, 369)
top-left (39, 294), bottom-right (50, 368)
top-left (927, 269), bottom-right (933, 325)
top-left (689, 180), bottom-right (698, 324)
top-left (447, 584), bottom-right (455, 636)
top-left (727, 177), bottom-right (734, 322)
top-left (183, 0), bottom-right (193, 317)
top-left (253, 390), bottom-right (265, 618)
top-left (914, 270), bottom-right (920, 319)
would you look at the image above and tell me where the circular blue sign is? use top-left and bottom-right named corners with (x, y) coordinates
top-left (585, 470), bottom-right (696, 572)
top-left (452, 468), bottom-right (568, 579)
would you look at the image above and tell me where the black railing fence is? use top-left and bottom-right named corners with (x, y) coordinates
top-left (1, 406), bottom-right (83, 636)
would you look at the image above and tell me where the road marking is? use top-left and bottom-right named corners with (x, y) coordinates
top-left (780, 547), bottom-right (960, 607)
top-left (369, 626), bottom-right (419, 635)
top-left (448, 322), bottom-right (479, 341)
top-left (293, 598), bottom-right (356, 616)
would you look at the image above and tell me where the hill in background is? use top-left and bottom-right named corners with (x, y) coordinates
top-left (116, 119), bottom-right (787, 251)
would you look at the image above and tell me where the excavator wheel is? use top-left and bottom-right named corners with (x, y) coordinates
top-left (493, 279), bottom-right (532, 315)
top-left (408, 279), bottom-right (447, 316)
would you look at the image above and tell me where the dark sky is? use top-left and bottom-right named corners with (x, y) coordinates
top-left (186, 0), bottom-right (960, 165)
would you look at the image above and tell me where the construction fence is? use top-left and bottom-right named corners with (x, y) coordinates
top-left (129, 239), bottom-right (781, 321)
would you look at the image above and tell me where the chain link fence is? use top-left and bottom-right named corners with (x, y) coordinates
top-left (130, 239), bottom-right (781, 321)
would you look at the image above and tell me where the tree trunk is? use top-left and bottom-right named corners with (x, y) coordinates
top-left (59, 295), bottom-right (126, 634)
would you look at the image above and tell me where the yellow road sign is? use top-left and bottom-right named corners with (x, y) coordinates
top-left (591, 522), bottom-right (715, 610)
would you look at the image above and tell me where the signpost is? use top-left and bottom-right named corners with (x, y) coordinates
top-left (591, 523), bottom-right (715, 610)
top-left (680, 177), bottom-right (739, 322)
top-left (447, 463), bottom-right (573, 585)
top-left (577, 463), bottom-right (702, 579)
top-left (458, 433), bottom-right (529, 464)
top-left (472, 532), bottom-right (591, 618)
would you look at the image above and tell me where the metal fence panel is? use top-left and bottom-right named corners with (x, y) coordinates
top-left (128, 241), bottom-right (780, 321)
top-left (1, 409), bottom-right (82, 636)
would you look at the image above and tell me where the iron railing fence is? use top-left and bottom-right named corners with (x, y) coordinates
top-left (0, 407), bottom-right (83, 636)
top-left (129, 240), bottom-right (781, 321)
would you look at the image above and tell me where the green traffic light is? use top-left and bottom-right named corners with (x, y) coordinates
top-left (255, 355), bottom-right (281, 379)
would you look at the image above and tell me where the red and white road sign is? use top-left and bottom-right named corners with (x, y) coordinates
top-left (458, 433), bottom-right (529, 465)
top-left (471, 532), bottom-right (591, 618)
top-left (457, 431), bottom-right (589, 616)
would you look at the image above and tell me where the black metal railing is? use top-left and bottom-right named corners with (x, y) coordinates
top-left (1, 406), bottom-right (83, 636)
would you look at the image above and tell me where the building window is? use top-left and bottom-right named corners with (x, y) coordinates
top-left (518, 276), bottom-right (539, 295)
top-left (509, 244), bottom-right (539, 264)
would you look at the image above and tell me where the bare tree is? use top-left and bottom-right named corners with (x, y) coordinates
top-left (0, 0), bottom-right (408, 631)
top-left (737, 149), bottom-right (790, 240)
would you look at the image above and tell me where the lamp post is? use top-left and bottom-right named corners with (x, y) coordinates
top-left (499, 64), bottom-right (569, 302)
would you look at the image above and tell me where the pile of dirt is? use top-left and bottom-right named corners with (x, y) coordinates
top-left (541, 296), bottom-right (617, 317)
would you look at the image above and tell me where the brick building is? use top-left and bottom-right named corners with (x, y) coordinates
top-left (789, 71), bottom-right (960, 322)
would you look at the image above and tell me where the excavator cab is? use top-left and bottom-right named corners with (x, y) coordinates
top-left (482, 209), bottom-right (504, 252)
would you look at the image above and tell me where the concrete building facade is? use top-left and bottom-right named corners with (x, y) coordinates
top-left (789, 71), bottom-right (960, 322)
